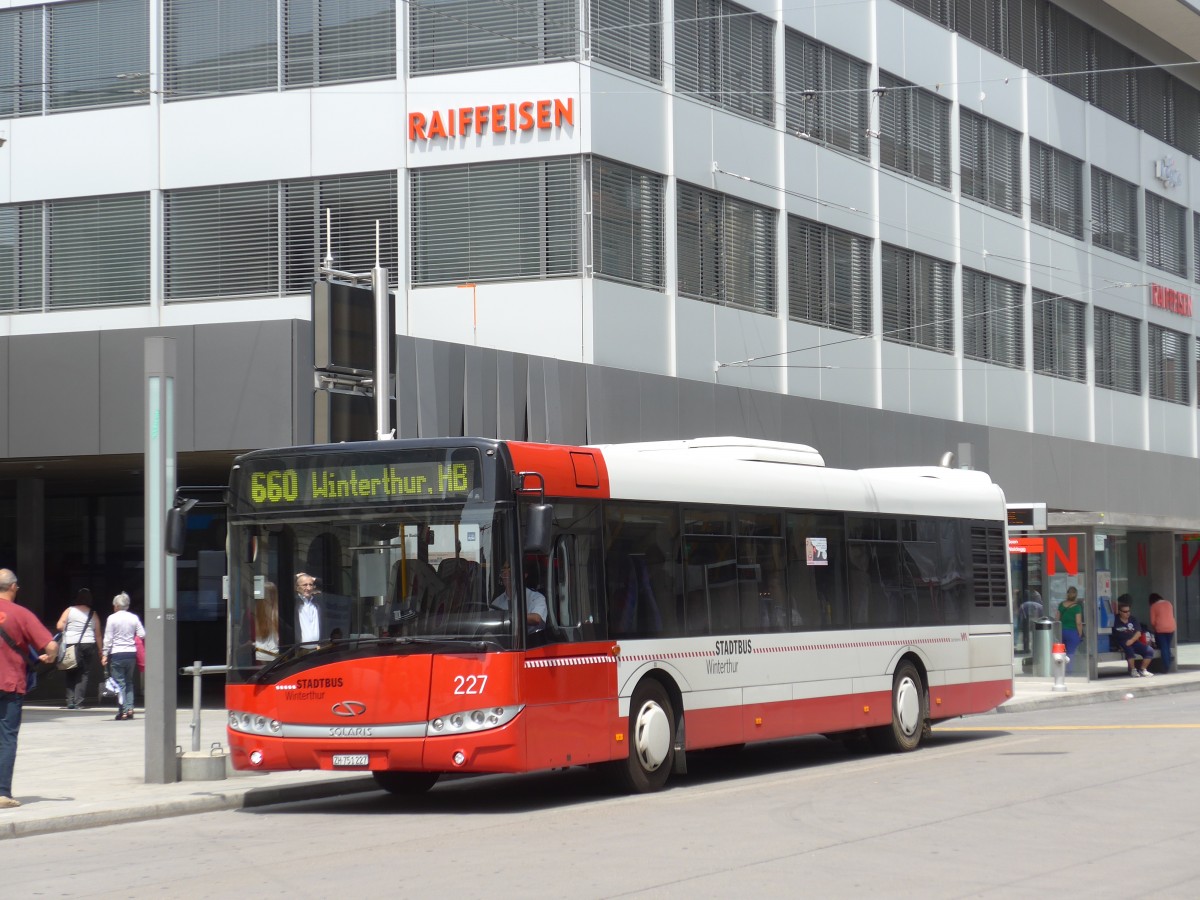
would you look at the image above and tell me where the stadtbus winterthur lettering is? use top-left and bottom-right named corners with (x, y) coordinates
top-left (248, 461), bottom-right (473, 507)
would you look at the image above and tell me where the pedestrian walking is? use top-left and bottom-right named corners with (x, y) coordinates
top-left (0, 568), bottom-right (58, 808)
top-left (1055, 586), bottom-right (1084, 674)
top-left (55, 588), bottom-right (102, 709)
top-left (101, 592), bottom-right (144, 721)
top-left (1149, 592), bottom-right (1177, 673)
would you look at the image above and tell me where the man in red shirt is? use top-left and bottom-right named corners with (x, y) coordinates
top-left (0, 569), bottom-right (57, 809)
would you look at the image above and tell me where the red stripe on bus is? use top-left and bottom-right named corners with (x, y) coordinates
top-left (506, 441), bottom-right (611, 499)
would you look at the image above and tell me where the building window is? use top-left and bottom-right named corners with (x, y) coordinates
top-left (1091, 168), bottom-right (1139, 261)
top-left (410, 0), bottom-right (577, 75)
top-left (1090, 29), bottom-right (1136, 126)
top-left (962, 268), bottom-right (1023, 369)
top-left (412, 158), bottom-right (580, 285)
top-left (1030, 140), bottom-right (1083, 239)
top-left (880, 245), bottom-right (952, 352)
top-left (1094, 307), bottom-right (1140, 395)
top-left (675, 0), bottom-right (774, 125)
top-left (784, 30), bottom-right (869, 158)
top-left (164, 0), bottom-right (395, 100)
top-left (878, 72), bottom-right (952, 190)
top-left (1146, 192), bottom-right (1187, 278)
top-left (678, 183), bottom-right (776, 314)
top-left (164, 172), bottom-right (397, 300)
top-left (591, 158), bottom-right (664, 290)
top-left (0, 193), bottom-right (150, 311)
top-left (1043, 4), bottom-right (1088, 101)
top-left (1149, 324), bottom-right (1188, 405)
top-left (1032, 290), bottom-right (1085, 382)
top-left (960, 108), bottom-right (1021, 216)
top-left (591, 0), bottom-right (660, 82)
top-left (788, 217), bottom-right (871, 333)
top-left (0, 0), bottom-right (149, 116)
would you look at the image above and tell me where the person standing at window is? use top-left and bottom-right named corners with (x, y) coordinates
top-left (1149, 592), bottom-right (1177, 673)
top-left (294, 573), bottom-right (323, 645)
top-left (1054, 586), bottom-right (1084, 675)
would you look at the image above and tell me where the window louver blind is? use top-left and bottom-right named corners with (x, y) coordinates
top-left (1195, 211), bottom-right (1200, 285)
top-left (0, 7), bottom-right (44, 118)
top-left (1173, 82), bottom-right (1200, 159)
top-left (164, 0), bottom-right (277, 99)
top-left (787, 216), bottom-right (869, 333)
top-left (284, 0), bottom-right (395, 88)
top-left (962, 268), bottom-right (1023, 369)
top-left (1146, 192), bottom-right (1187, 278)
top-left (881, 244), bottom-right (952, 353)
top-left (784, 31), bottom-right (868, 157)
top-left (412, 158), bottom-right (580, 285)
top-left (48, 194), bottom-right (150, 309)
top-left (960, 109), bottom-right (1020, 215)
top-left (1094, 307), bottom-right (1140, 394)
top-left (1138, 66), bottom-right (1170, 145)
top-left (970, 524), bottom-right (1007, 609)
top-left (0, 203), bottom-right (44, 312)
top-left (1029, 140), bottom-right (1083, 239)
top-left (675, 0), bottom-right (773, 125)
top-left (165, 182), bottom-right (280, 300)
top-left (1149, 324), bottom-right (1188, 405)
top-left (1091, 168), bottom-right (1138, 260)
top-left (878, 72), bottom-right (951, 190)
top-left (591, 0), bottom-right (660, 82)
top-left (893, 0), bottom-right (949, 27)
top-left (410, 0), bottom-right (579, 75)
top-left (164, 171), bottom-right (396, 300)
top-left (1043, 5), bottom-right (1088, 101)
top-left (1004, 0), bottom-right (1040, 73)
top-left (47, 0), bottom-right (148, 111)
top-left (1091, 31), bottom-right (1135, 125)
top-left (591, 158), bottom-right (664, 290)
top-left (678, 183), bottom-right (774, 313)
top-left (1032, 290), bottom-right (1085, 382)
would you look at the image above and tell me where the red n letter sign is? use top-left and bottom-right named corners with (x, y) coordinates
top-left (1046, 537), bottom-right (1079, 575)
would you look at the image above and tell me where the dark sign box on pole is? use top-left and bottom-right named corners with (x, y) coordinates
top-left (312, 279), bottom-right (394, 375)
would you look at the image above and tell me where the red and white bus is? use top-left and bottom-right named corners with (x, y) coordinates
top-left (225, 437), bottom-right (1012, 794)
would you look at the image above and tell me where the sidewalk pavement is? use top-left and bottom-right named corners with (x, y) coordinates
top-left (4, 649), bottom-right (1200, 840)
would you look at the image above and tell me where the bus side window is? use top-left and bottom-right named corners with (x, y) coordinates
top-left (546, 503), bottom-right (604, 643)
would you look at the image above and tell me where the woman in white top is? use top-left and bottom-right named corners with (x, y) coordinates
top-left (101, 592), bottom-right (145, 720)
top-left (55, 588), bottom-right (102, 710)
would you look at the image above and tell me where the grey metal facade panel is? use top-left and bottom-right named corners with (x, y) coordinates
top-left (588, 366), bottom-right (646, 442)
top-left (0, 337), bottom-right (8, 456)
top-left (545, 359), bottom-right (587, 444)
top-left (637, 373), bottom-right (681, 441)
top-left (292, 321), bottom-right (314, 446)
top-left (527, 357), bottom-right (548, 442)
top-left (495, 351), bottom-right (528, 441)
top-left (394, 335), bottom-right (421, 439)
top-left (676, 379), bottom-right (718, 442)
top-left (99, 327), bottom-right (195, 454)
top-left (462, 345), bottom-right (497, 439)
top-left (10, 332), bottom-right (102, 457)
top-left (192, 322), bottom-right (298, 452)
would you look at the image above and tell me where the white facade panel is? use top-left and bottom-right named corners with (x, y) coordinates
top-left (1148, 401), bottom-right (1194, 455)
top-left (592, 281), bottom-right (673, 376)
top-left (589, 71), bottom-right (669, 175)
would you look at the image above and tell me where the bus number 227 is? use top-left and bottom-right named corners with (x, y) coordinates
top-left (453, 675), bottom-right (487, 695)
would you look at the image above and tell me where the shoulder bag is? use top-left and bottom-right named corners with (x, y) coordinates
top-left (56, 609), bottom-right (90, 671)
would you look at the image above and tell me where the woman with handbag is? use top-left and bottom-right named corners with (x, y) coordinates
top-left (101, 592), bottom-right (144, 721)
top-left (55, 588), bottom-right (102, 710)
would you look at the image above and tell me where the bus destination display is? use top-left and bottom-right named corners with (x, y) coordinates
top-left (241, 457), bottom-right (477, 510)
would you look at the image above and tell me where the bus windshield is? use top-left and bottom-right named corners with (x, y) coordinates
top-left (228, 503), bottom-right (516, 683)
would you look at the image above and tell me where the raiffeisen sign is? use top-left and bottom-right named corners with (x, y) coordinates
top-left (409, 97), bottom-right (575, 141)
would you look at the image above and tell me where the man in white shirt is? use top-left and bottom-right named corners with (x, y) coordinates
top-left (295, 573), bottom-right (323, 644)
top-left (491, 562), bottom-right (547, 627)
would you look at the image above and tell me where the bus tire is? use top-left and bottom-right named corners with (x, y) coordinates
top-left (614, 680), bottom-right (675, 793)
top-left (869, 661), bottom-right (926, 753)
top-left (373, 771), bottom-right (440, 796)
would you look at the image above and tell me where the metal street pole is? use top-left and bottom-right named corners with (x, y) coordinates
top-left (144, 337), bottom-right (178, 783)
top-left (373, 262), bottom-right (390, 440)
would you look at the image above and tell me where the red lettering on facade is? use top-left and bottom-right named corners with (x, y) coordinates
top-left (1137, 543), bottom-right (1148, 576)
top-left (1150, 284), bottom-right (1193, 317)
top-left (1183, 544), bottom-right (1200, 577)
top-left (1046, 536), bottom-right (1079, 576)
top-left (410, 98), bottom-right (573, 141)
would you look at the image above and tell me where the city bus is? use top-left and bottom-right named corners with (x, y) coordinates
top-left (224, 437), bottom-right (1012, 794)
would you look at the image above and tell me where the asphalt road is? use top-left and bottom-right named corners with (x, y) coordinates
top-left (26, 692), bottom-right (1200, 898)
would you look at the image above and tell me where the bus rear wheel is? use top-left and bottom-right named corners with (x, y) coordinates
top-left (869, 661), bottom-right (927, 753)
top-left (612, 680), bottom-right (675, 793)
top-left (373, 771), bottom-right (440, 796)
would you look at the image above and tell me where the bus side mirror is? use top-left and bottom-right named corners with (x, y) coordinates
top-left (523, 504), bottom-right (554, 555)
top-left (165, 498), bottom-right (199, 557)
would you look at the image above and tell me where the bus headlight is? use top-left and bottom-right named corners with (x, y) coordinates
top-left (426, 704), bottom-right (523, 736)
top-left (228, 709), bottom-right (282, 736)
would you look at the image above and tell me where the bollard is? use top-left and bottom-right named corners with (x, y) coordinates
top-left (178, 660), bottom-right (229, 781)
top-left (1051, 642), bottom-right (1069, 692)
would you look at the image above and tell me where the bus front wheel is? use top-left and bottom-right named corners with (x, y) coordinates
top-left (869, 661), bottom-right (927, 753)
top-left (373, 771), bottom-right (440, 796)
top-left (614, 680), bottom-right (675, 793)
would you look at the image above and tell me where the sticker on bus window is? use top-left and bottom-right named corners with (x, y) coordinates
top-left (806, 538), bottom-right (828, 566)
